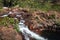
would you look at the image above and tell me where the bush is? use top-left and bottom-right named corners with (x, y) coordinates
top-left (48, 14), bottom-right (56, 19)
top-left (0, 17), bottom-right (19, 32)
top-left (51, 4), bottom-right (60, 11)
top-left (0, 0), bottom-right (60, 11)
top-left (55, 19), bottom-right (60, 26)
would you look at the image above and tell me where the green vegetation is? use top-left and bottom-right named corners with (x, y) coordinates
top-left (0, 17), bottom-right (19, 32)
top-left (48, 14), bottom-right (56, 19)
top-left (0, 0), bottom-right (60, 11)
top-left (0, 0), bottom-right (3, 8)
top-left (55, 19), bottom-right (60, 26)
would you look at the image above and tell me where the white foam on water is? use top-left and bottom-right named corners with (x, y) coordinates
top-left (18, 20), bottom-right (48, 40)
top-left (8, 11), bottom-right (13, 14)
top-left (0, 14), bottom-right (8, 17)
top-left (0, 12), bottom-right (48, 40)
top-left (0, 11), bottom-right (12, 17)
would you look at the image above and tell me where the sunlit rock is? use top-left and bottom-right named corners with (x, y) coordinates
top-left (0, 27), bottom-right (22, 40)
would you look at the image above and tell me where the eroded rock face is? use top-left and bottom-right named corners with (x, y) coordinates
top-left (0, 27), bottom-right (22, 40)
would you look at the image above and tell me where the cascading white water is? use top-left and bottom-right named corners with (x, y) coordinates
top-left (0, 11), bottom-right (13, 17)
top-left (0, 12), bottom-right (47, 40)
top-left (18, 20), bottom-right (47, 40)
top-left (0, 14), bottom-right (8, 17)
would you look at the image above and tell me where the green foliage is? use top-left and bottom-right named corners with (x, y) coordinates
top-left (48, 14), bottom-right (56, 19)
top-left (35, 16), bottom-right (39, 20)
top-left (0, 17), bottom-right (19, 32)
top-left (51, 4), bottom-right (60, 11)
top-left (0, 0), bottom-right (3, 8)
top-left (13, 24), bottom-right (19, 32)
top-left (55, 19), bottom-right (60, 26)
top-left (0, 0), bottom-right (19, 7)
top-left (0, 0), bottom-right (60, 11)
top-left (18, 0), bottom-right (60, 11)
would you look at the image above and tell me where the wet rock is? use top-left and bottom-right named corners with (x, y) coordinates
top-left (0, 8), bottom-right (60, 39)
top-left (16, 15), bottom-right (23, 21)
top-left (0, 27), bottom-right (22, 40)
top-left (8, 13), bottom-right (16, 18)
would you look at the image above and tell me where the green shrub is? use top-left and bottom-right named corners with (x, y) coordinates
top-left (52, 4), bottom-right (60, 11)
top-left (0, 0), bottom-right (60, 11)
top-left (0, 17), bottom-right (19, 32)
top-left (48, 14), bottom-right (56, 19)
top-left (55, 19), bottom-right (60, 26)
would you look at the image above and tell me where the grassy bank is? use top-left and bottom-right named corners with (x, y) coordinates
top-left (0, 0), bottom-right (60, 11)
top-left (0, 17), bottom-right (19, 32)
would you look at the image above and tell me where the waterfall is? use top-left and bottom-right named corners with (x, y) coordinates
top-left (18, 20), bottom-right (47, 40)
top-left (0, 14), bottom-right (8, 17)
top-left (0, 11), bottom-right (12, 17)
top-left (0, 12), bottom-right (47, 40)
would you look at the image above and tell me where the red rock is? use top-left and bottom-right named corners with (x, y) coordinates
top-left (0, 27), bottom-right (22, 40)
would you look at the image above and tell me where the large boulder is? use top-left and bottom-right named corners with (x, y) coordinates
top-left (0, 27), bottom-right (22, 40)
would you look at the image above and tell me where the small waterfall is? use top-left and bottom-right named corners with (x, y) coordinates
top-left (0, 14), bottom-right (8, 17)
top-left (0, 12), bottom-right (47, 40)
top-left (18, 20), bottom-right (47, 40)
top-left (0, 11), bottom-right (12, 17)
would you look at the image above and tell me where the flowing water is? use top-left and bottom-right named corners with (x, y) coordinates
top-left (0, 14), bottom-right (8, 17)
top-left (18, 20), bottom-right (47, 40)
top-left (1, 13), bottom-right (60, 40)
top-left (0, 11), bottom-right (12, 17)
top-left (0, 14), bottom-right (47, 40)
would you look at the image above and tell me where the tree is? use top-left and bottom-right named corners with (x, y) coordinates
top-left (2, 0), bottom-right (13, 7)
top-left (1, 0), bottom-right (18, 7)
